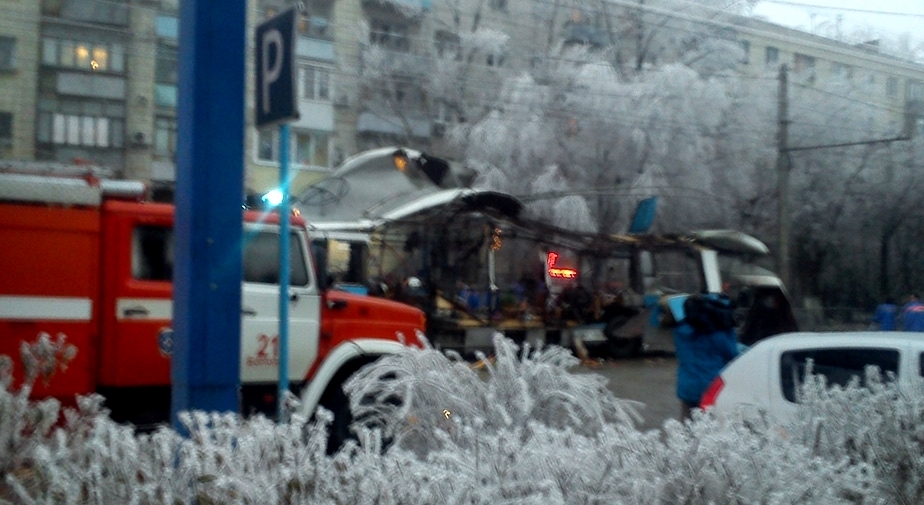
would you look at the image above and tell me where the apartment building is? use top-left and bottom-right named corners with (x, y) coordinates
top-left (0, 0), bottom-right (921, 195)
top-left (733, 16), bottom-right (924, 138)
top-left (0, 1), bottom-right (39, 161)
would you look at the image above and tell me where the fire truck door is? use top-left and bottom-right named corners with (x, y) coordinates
top-left (240, 226), bottom-right (320, 384)
top-left (99, 202), bottom-right (174, 388)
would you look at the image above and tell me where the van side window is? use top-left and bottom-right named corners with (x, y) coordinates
top-left (919, 352), bottom-right (924, 378)
top-left (780, 348), bottom-right (899, 403)
top-left (242, 231), bottom-right (309, 286)
top-left (132, 226), bottom-right (174, 281)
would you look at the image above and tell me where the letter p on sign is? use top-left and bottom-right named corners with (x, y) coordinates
top-left (255, 8), bottom-right (298, 127)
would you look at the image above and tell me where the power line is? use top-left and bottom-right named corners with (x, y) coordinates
top-left (757, 0), bottom-right (924, 18)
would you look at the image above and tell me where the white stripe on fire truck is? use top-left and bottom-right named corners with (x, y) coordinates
top-left (115, 298), bottom-right (173, 321)
top-left (0, 296), bottom-right (92, 321)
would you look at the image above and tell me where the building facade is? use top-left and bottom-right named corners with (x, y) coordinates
top-left (0, 0), bottom-right (921, 195)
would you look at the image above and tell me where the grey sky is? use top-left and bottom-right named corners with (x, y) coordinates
top-left (752, 0), bottom-right (924, 42)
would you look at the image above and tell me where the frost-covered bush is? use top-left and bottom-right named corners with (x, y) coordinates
top-left (341, 335), bottom-right (880, 504)
top-left (787, 368), bottom-right (924, 504)
top-left (342, 335), bottom-right (642, 456)
top-left (1, 333), bottom-right (923, 504)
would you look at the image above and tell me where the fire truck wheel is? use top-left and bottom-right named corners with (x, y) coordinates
top-left (317, 359), bottom-right (383, 455)
top-left (319, 380), bottom-right (354, 455)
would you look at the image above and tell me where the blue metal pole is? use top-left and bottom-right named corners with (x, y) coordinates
top-left (172, 0), bottom-right (245, 432)
top-left (278, 123), bottom-right (291, 422)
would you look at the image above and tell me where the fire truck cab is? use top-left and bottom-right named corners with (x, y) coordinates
top-left (0, 167), bottom-right (426, 440)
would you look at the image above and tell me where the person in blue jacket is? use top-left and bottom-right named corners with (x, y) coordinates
top-left (900, 294), bottom-right (924, 332)
top-left (673, 293), bottom-right (741, 421)
top-left (871, 297), bottom-right (897, 331)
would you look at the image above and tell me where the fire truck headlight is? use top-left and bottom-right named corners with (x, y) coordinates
top-left (262, 189), bottom-right (284, 207)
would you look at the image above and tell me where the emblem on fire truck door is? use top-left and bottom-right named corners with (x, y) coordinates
top-left (157, 327), bottom-right (174, 356)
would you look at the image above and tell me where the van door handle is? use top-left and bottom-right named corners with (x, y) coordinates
top-left (122, 306), bottom-right (149, 317)
top-left (242, 307), bottom-right (257, 317)
top-left (289, 292), bottom-right (299, 302)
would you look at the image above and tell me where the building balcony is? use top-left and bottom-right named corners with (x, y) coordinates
top-left (297, 37), bottom-right (335, 63)
top-left (42, 0), bottom-right (129, 27)
top-left (362, 0), bottom-right (431, 13)
top-left (563, 22), bottom-right (608, 47)
top-left (361, 47), bottom-right (429, 78)
top-left (357, 112), bottom-right (431, 138)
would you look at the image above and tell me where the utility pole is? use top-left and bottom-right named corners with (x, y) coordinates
top-left (776, 64), bottom-right (791, 291)
top-left (774, 62), bottom-right (911, 298)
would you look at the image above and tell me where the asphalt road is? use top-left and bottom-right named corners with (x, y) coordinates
top-left (571, 354), bottom-right (680, 432)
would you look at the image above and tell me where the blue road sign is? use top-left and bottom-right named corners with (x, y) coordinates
top-left (256, 8), bottom-right (299, 127)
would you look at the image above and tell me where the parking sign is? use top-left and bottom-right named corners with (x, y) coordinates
top-left (255, 8), bottom-right (299, 127)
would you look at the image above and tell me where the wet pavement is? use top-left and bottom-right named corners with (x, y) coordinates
top-left (571, 353), bottom-right (679, 432)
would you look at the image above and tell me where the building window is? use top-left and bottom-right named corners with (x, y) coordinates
top-left (486, 52), bottom-right (506, 67)
top-left (831, 62), bottom-right (852, 80)
top-left (886, 76), bottom-right (899, 97)
top-left (765, 46), bottom-right (778, 66)
top-left (300, 65), bottom-right (330, 101)
top-left (155, 15), bottom-right (179, 39)
top-left (294, 130), bottom-right (330, 167)
top-left (298, 15), bottom-right (330, 40)
top-left (490, 0), bottom-right (507, 10)
top-left (0, 37), bottom-right (16, 71)
top-left (0, 112), bottom-right (11, 147)
top-left (42, 38), bottom-right (57, 65)
top-left (794, 53), bottom-right (816, 83)
top-left (256, 128), bottom-right (330, 168)
top-left (739, 40), bottom-right (750, 64)
top-left (155, 85), bottom-right (177, 108)
top-left (909, 80), bottom-right (924, 101)
top-left (40, 112), bottom-right (119, 148)
top-left (59, 40), bottom-right (75, 66)
top-left (435, 31), bottom-right (460, 60)
top-left (110, 44), bottom-right (124, 72)
top-left (92, 46), bottom-right (108, 70)
top-left (156, 46), bottom-right (178, 84)
top-left (370, 20), bottom-right (409, 51)
top-left (42, 37), bottom-right (125, 73)
top-left (154, 117), bottom-right (177, 157)
top-left (76, 44), bottom-right (93, 68)
top-left (257, 128), bottom-right (276, 161)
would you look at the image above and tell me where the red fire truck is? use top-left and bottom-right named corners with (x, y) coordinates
top-left (0, 166), bottom-right (426, 442)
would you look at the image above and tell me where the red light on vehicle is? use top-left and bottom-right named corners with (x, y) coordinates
top-left (547, 251), bottom-right (578, 279)
top-left (699, 376), bottom-right (725, 410)
top-left (548, 268), bottom-right (578, 279)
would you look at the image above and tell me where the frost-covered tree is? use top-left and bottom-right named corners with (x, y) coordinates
top-left (350, 0), bottom-right (922, 308)
top-left (779, 74), bottom-right (924, 305)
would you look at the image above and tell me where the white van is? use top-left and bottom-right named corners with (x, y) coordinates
top-left (701, 332), bottom-right (924, 424)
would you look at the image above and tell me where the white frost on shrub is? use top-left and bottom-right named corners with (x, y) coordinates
top-left (1, 334), bottom-right (922, 504)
